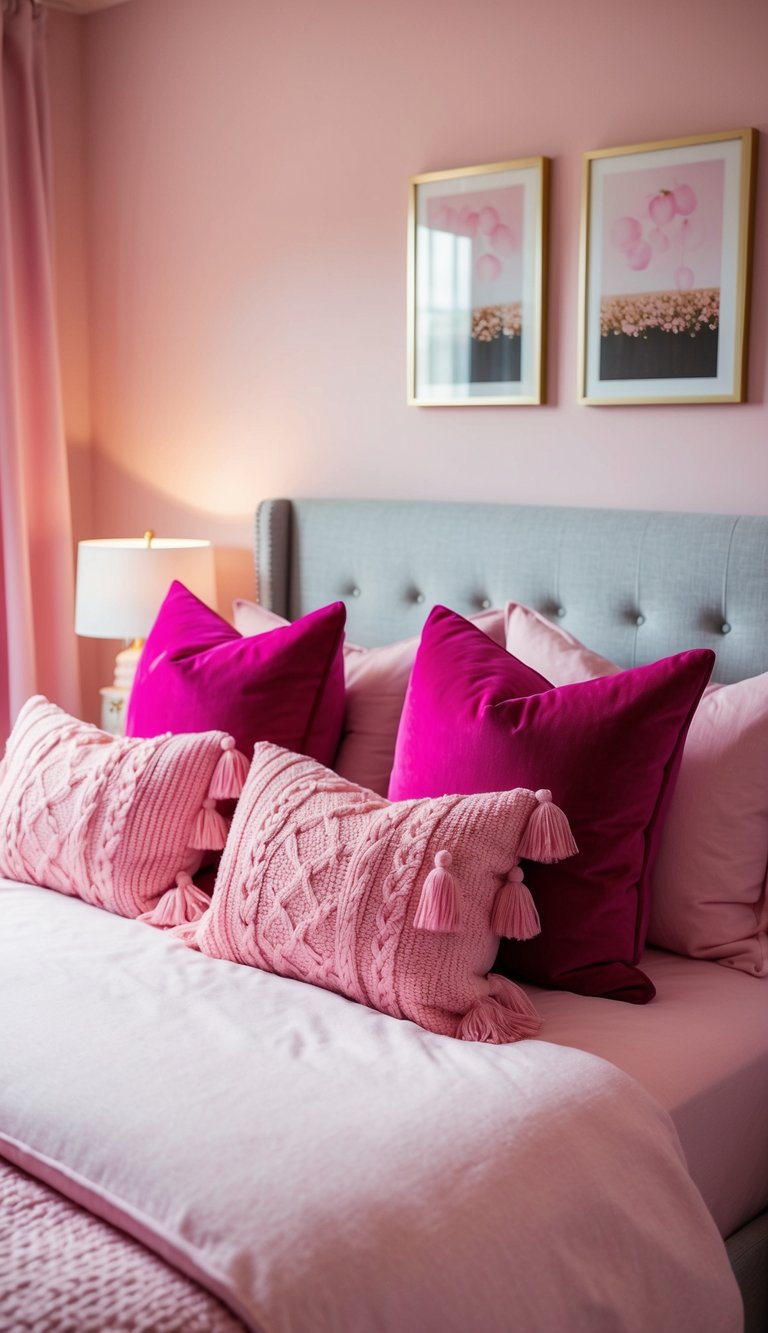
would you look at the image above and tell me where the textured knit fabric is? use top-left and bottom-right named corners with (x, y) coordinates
top-left (196, 742), bottom-right (556, 1042)
top-left (0, 695), bottom-right (235, 918)
top-left (126, 581), bottom-right (346, 766)
top-left (0, 1160), bottom-right (244, 1333)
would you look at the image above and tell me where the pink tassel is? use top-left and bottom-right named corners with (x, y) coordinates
top-left (413, 850), bottom-right (463, 933)
top-left (518, 789), bottom-right (579, 863)
top-left (168, 917), bottom-right (206, 949)
top-left (137, 873), bottom-right (212, 929)
top-left (208, 737), bottom-right (250, 800)
top-left (457, 974), bottom-right (542, 1044)
top-left (491, 865), bottom-right (541, 940)
top-left (190, 798), bottom-right (230, 850)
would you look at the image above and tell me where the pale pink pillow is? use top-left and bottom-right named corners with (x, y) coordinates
top-left (233, 599), bottom-right (505, 795)
top-left (0, 695), bottom-right (247, 925)
top-left (196, 741), bottom-right (577, 1042)
top-left (505, 603), bottom-right (768, 977)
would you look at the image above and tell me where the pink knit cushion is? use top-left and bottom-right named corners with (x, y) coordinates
top-left (0, 695), bottom-right (240, 923)
top-left (505, 602), bottom-right (768, 977)
top-left (195, 741), bottom-right (577, 1043)
top-left (127, 583), bottom-right (346, 766)
top-left (233, 598), bottom-right (505, 796)
top-left (388, 606), bottom-right (714, 1003)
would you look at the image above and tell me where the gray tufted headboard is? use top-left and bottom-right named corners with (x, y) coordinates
top-left (254, 499), bottom-right (768, 685)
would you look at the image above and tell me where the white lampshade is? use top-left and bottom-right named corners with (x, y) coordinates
top-left (75, 537), bottom-right (216, 640)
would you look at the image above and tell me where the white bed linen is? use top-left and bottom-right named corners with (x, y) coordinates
top-left (526, 946), bottom-right (768, 1239)
top-left (0, 882), bottom-right (742, 1333)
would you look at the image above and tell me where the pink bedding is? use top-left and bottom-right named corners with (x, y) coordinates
top-left (0, 1158), bottom-right (244, 1332)
top-left (0, 881), bottom-right (742, 1333)
top-left (526, 946), bottom-right (768, 1239)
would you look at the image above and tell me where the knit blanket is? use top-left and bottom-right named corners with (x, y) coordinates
top-left (0, 880), bottom-right (742, 1333)
top-left (0, 1159), bottom-right (243, 1332)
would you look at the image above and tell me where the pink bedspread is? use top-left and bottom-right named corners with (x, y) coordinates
top-left (0, 881), bottom-right (742, 1333)
top-left (0, 1159), bottom-right (243, 1332)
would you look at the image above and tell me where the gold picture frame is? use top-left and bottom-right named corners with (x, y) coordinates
top-left (579, 128), bottom-right (757, 405)
top-left (408, 157), bottom-right (549, 406)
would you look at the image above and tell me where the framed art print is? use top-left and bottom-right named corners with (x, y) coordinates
top-left (408, 157), bottom-right (548, 406)
top-left (579, 129), bottom-right (757, 405)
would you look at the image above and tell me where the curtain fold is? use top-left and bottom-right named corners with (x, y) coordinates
top-left (0, 0), bottom-right (79, 743)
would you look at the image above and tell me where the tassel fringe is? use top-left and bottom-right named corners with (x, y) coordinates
top-left (518, 789), bottom-right (579, 864)
top-left (138, 873), bottom-right (212, 929)
top-left (414, 850), bottom-right (463, 933)
top-left (208, 737), bottom-right (250, 800)
top-left (491, 865), bottom-right (541, 940)
top-left (457, 973), bottom-right (542, 1044)
top-left (190, 798), bottom-right (230, 850)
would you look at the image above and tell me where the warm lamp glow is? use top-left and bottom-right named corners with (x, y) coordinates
top-left (75, 536), bottom-right (216, 640)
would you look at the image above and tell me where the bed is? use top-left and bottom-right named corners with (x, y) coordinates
top-left (1, 496), bottom-right (767, 1333)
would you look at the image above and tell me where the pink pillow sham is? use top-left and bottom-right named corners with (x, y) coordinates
top-left (506, 601), bottom-right (768, 977)
top-left (0, 695), bottom-right (245, 924)
top-left (389, 606), bottom-right (714, 1003)
top-left (194, 741), bottom-right (577, 1043)
top-left (126, 583), bottom-right (346, 767)
top-left (233, 597), bottom-right (505, 795)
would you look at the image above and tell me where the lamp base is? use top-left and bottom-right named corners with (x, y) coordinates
top-left (113, 640), bottom-right (144, 691)
top-left (100, 686), bottom-right (129, 736)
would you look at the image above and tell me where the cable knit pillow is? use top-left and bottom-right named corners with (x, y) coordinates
top-left (506, 601), bottom-right (768, 977)
top-left (389, 606), bottom-right (714, 1003)
top-left (194, 742), bottom-right (578, 1044)
top-left (0, 695), bottom-right (247, 925)
top-left (127, 583), bottom-right (346, 767)
top-left (233, 598), bottom-right (505, 796)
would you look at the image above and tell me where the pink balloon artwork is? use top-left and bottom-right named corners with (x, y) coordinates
top-left (478, 206), bottom-right (500, 237)
top-left (609, 179), bottom-right (702, 286)
top-left (673, 184), bottom-right (697, 216)
top-left (648, 190), bottom-right (676, 226)
top-left (626, 239), bottom-right (652, 271)
top-left (611, 216), bottom-right (642, 251)
top-left (475, 253), bottom-right (502, 282)
top-left (490, 223), bottom-right (517, 256)
top-left (648, 226), bottom-right (670, 254)
top-left (675, 265), bottom-right (695, 291)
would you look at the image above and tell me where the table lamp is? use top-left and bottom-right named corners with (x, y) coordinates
top-left (75, 532), bottom-right (216, 733)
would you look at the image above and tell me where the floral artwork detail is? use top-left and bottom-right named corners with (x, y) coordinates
top-left (580, 130), bottom-right (756, 404)
top-left (409, 158), bottom-right (547, 406)
top-left (599, 157), bottom-right (724, 381)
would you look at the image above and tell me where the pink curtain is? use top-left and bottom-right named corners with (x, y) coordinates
top-left (0, 0), bottom-right (79, 743)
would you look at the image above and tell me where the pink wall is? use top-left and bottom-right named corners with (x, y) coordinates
top-left (53, 0), bottom-right (768, 591)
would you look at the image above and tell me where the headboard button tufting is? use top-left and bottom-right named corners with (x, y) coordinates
top-left (350, 586), bottom-right (361, 598)
top-left (415, 592), bottom-right (425, 605)
top-left (480, 598), bottom-right (492, 610)
top-left (721, 622), bottom-right (731, 634)
top-left (635, 614), bottom-right (646, 627)
top-left (556, 607), bottom-right (566, 619)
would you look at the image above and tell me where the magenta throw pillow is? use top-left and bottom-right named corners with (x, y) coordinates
top-left (194, 742), bottom-right (577, 1043)
top-left (127, 582), bottom-right (346, 766)
top-left (388, 606), bottom-right (714, 1003)
top-left (505, 601), bottom-right (768, 978)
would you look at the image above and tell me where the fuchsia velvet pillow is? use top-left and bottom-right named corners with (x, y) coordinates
top-left (194, 741), bottom-right (577, 1043)
top-left (127, 582), bottom-right (346, 766)
top-left (388, 606), bottom-right (714, 1003)
top-left (233, 597), bottom-right (505, 795)
top-left (506, 601), bottom-right (768, 977)
top-left (0, 695), bottom-right (244, 924)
